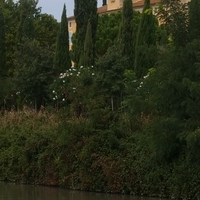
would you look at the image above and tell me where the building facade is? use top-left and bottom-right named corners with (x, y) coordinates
top-left (68, 0), bottom-right (190, 47)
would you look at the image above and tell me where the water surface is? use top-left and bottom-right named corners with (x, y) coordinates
top-left (0, 182), bottom-right (162, 200)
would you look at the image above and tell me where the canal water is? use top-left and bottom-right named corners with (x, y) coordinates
top-left (0, 182), bottom-right (162, 200)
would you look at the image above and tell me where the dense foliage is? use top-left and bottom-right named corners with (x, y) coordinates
top-left (53, 4), bottom-right (71, 73)
top-left (73, 0), bottom-right (98, 66)
top-left (134, 0), bottom-right (157, 78)
top-left (0, 7), bottom-right (6, 77)
top-left (119, 0), bottom-right (134, 69)
top-left (1, 0), bottom-right (200, 199)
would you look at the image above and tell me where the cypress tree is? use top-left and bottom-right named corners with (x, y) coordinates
top-left (16, 0), bottom-right (38, 43)
top-left (53, 4), bottom-right (71, 73)
top-left (0, 7), bottom-right (6, 77)
top-left (134, 0), bottom-right (157, 78)
top-left (188, 0), bottom-right (200, 41)
top-left (80, 20), bottom-right (93, 66)
top-left (119, 0), bottom-right (134, 69)
top-left (73, 0), bottom-right (98, 66)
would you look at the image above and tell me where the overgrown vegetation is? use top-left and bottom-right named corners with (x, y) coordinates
top-left (0, 0), bottom-right (200, 199)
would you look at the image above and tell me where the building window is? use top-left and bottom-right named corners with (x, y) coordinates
top-left (69, 22), bottom-right (72, 28)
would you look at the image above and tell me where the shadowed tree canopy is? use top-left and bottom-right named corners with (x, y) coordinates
top-left (16, 0), bottom-right (40, 43)
top-left (188, 0), bottom-right (200, 41)
top-left (134, 0), bottom-right (157, 78)
top-left (0, 7), bottom-right (6, 77)
top-left (157, 0), bottom-right (189, 47)
top-left (73, 0), bottom-right (98, 66)
top-left (119, 0), bottom-right (134, 69)
top-left (80, 20), bottom-right (93, 67)
top-left (53, 4), bottom-right (71, 73)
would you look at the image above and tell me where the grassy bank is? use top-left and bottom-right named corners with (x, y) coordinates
top-left (0, 109), bottom-right (200, 199)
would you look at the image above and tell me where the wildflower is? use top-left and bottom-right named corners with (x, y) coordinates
top-left (91, 66), bottom-right (93, 68)
top-left (63, 80), bottom-right (65, 83)
top-left (59, 73), bottom-right (66, 79)
top-left (53, 97), bottom-right (55, 100)
top-left (62, 98), bottom-right (65, 101)
top-left (52, 90), bottom-right (55, 93)
top-left (70, 73), bottom-right (73, 76)
top-left (92, 73), bottom-right (95, 76)
top-left (80, 66), bottom-right (83, 69)
top-left (73, 87), bottom-right (76, 90)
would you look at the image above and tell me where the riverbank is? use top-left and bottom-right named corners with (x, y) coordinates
top-left (0, 109), bottom-right (200, 199)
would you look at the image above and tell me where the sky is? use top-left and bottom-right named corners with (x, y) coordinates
top-left (37, 0), bottom-right (102, 21)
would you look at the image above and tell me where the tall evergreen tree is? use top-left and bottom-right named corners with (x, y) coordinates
top-left (73, 0), bottom-right (98, 66)
top-left (16, 0), bottom-right (39, 43)
top-left (80, 20), bottom-right (93, 67)
top-left (53, 4), bottom-right (71, 73)
top-left (0, 7), bottom-right (6, 77)
top-left (188, 0), bottom-right (200, 41)
top-left (0, 0), bottom-right (21, 76)
top-left (119, 0), bottom-right (134, 69)
top-left (134, 0), bottom-right (157, 78)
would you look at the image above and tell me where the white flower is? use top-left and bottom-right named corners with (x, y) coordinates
top-left (73, 87), bottom-right (76, 90)
top-left (59, 73), bottom-right (66, 79)
top-left (63, 80), bottom-right (65, 83)
top-left (52, 90), bottom-right (55, 93)
top-left (78, 71), bottom-right (80, 74)
top-left (80, 66), bottom-right (83, 69)
top-left (91, 66), bottom-right (93, 68)
top-left (69, 69), bottom-right (71, 71)
top-left (70, 73), bottom-right (73, 76)
top-left (77, 74), bottom-right (79, 76)
top-left (53, 98), bottom-right (55, 100)
top-left (92, 73), bottom-right (95, 76)
top-left (62, 98), bottom-right (65, 101)
top-left (71, 66), bottom-right (74, 68)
